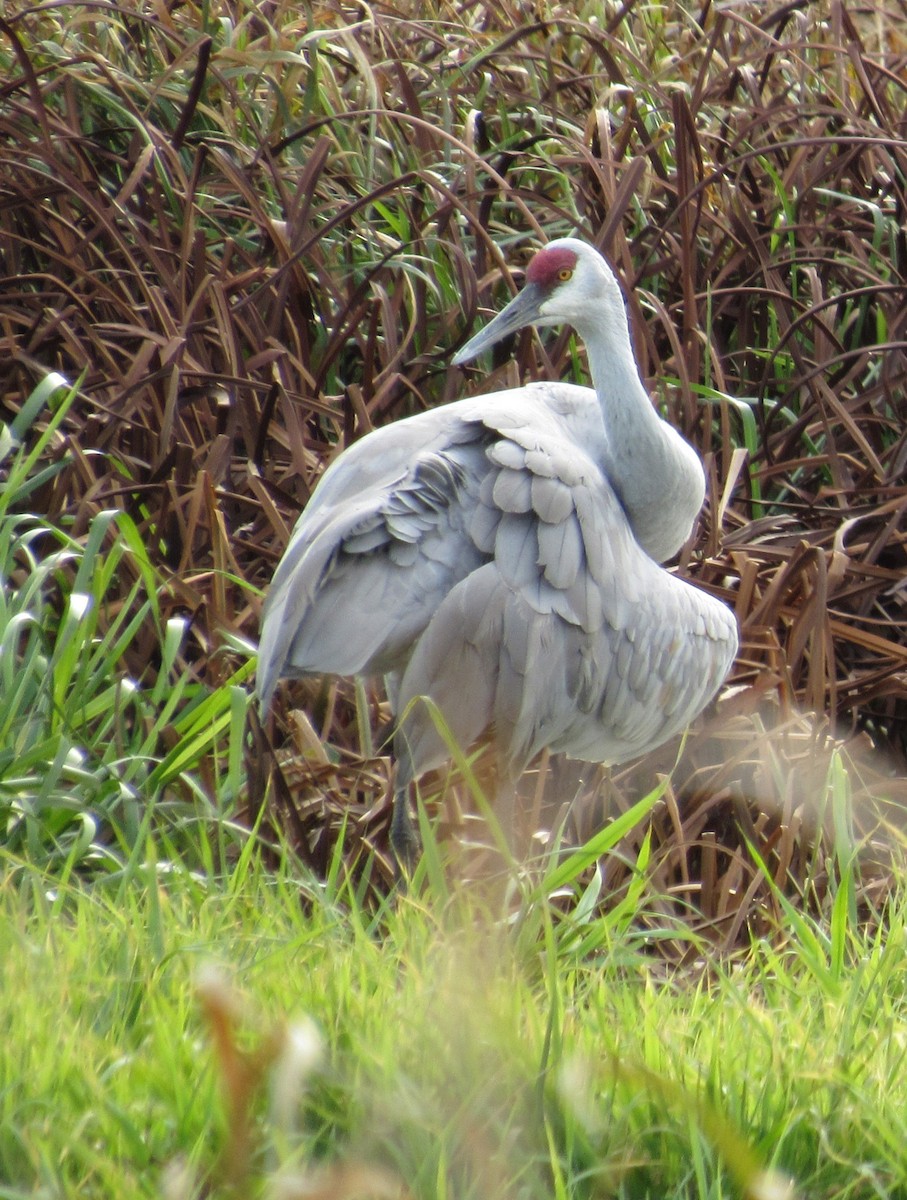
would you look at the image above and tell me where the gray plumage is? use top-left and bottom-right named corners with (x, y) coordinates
top-left (256, 239), bottom-right (739, 869)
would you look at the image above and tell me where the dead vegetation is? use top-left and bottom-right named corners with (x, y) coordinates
top-left (0, 0), bottom-right (905, 934)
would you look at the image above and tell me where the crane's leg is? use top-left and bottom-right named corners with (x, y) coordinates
top-left (390, 781), bottom-right (420, 879)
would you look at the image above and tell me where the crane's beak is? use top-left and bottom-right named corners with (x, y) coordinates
top-left (451, 283), bottom-right (546, 366)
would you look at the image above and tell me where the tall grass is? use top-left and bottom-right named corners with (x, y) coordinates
top-left (2, 825), bottom-right (906, 1199)
top-left (0, 376), bottom-right (253, 874)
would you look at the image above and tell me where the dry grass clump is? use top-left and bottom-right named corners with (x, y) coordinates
top-left (0, 0), bottom-right (904, 931)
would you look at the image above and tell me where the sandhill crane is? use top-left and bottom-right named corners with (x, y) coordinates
top-left (257, 238), bottom-right (738, 871)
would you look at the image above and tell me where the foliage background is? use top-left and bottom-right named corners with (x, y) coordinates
top-left (0, 0), bottom-right (905, 910)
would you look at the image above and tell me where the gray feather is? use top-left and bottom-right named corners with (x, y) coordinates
top-left (492, 466), bottom-right (534, 513)
top-left (495, 511), bottom-right (540, 586)
top-left (537, 515), bottom-right (583, 589)
top-left (488, 439), bottom-right (526, 470)
top-left (531, 473), bottom-right (575, 523)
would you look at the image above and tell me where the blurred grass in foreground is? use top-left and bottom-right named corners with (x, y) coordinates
top-left (2, 825), bottom-right (905, 1199)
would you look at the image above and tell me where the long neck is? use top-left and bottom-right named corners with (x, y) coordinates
top-left (578, 306), bottom-right (706, 563)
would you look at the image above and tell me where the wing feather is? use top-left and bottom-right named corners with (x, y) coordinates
top-left (257, 427), bottom-right (493, 707)
top-left (531, 474), bottom-right (575, 523)
top-left (492, 466), bottom-right (534, 513)
top-left (494, 511), bottom-right (539, 585)
top-left (537, 515), bottom-right (583, 589)
top-left (260, 382), bottom-right (738, 786)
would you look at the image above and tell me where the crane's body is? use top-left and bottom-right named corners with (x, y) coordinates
top-left (257, 239), bottom-right (739, 868)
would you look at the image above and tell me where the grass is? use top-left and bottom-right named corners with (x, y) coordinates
top-left (2, 832), bottom-right (906, 1199)
top-left (0, 0), bottom-right (906, 1194)
top-left (0, 377), bottom-right (253, 875)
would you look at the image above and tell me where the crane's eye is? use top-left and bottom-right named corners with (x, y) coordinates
top-left (558, 268), bottom-right (574, 282)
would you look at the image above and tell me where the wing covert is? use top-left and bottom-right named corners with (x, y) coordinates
top-left (257, 427), bottom-right (493, 708)
top-left (466, 424), bottom-right (644, 636)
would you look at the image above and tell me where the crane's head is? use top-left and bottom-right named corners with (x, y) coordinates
top-left (452, 238), bottom-right (626, 365)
